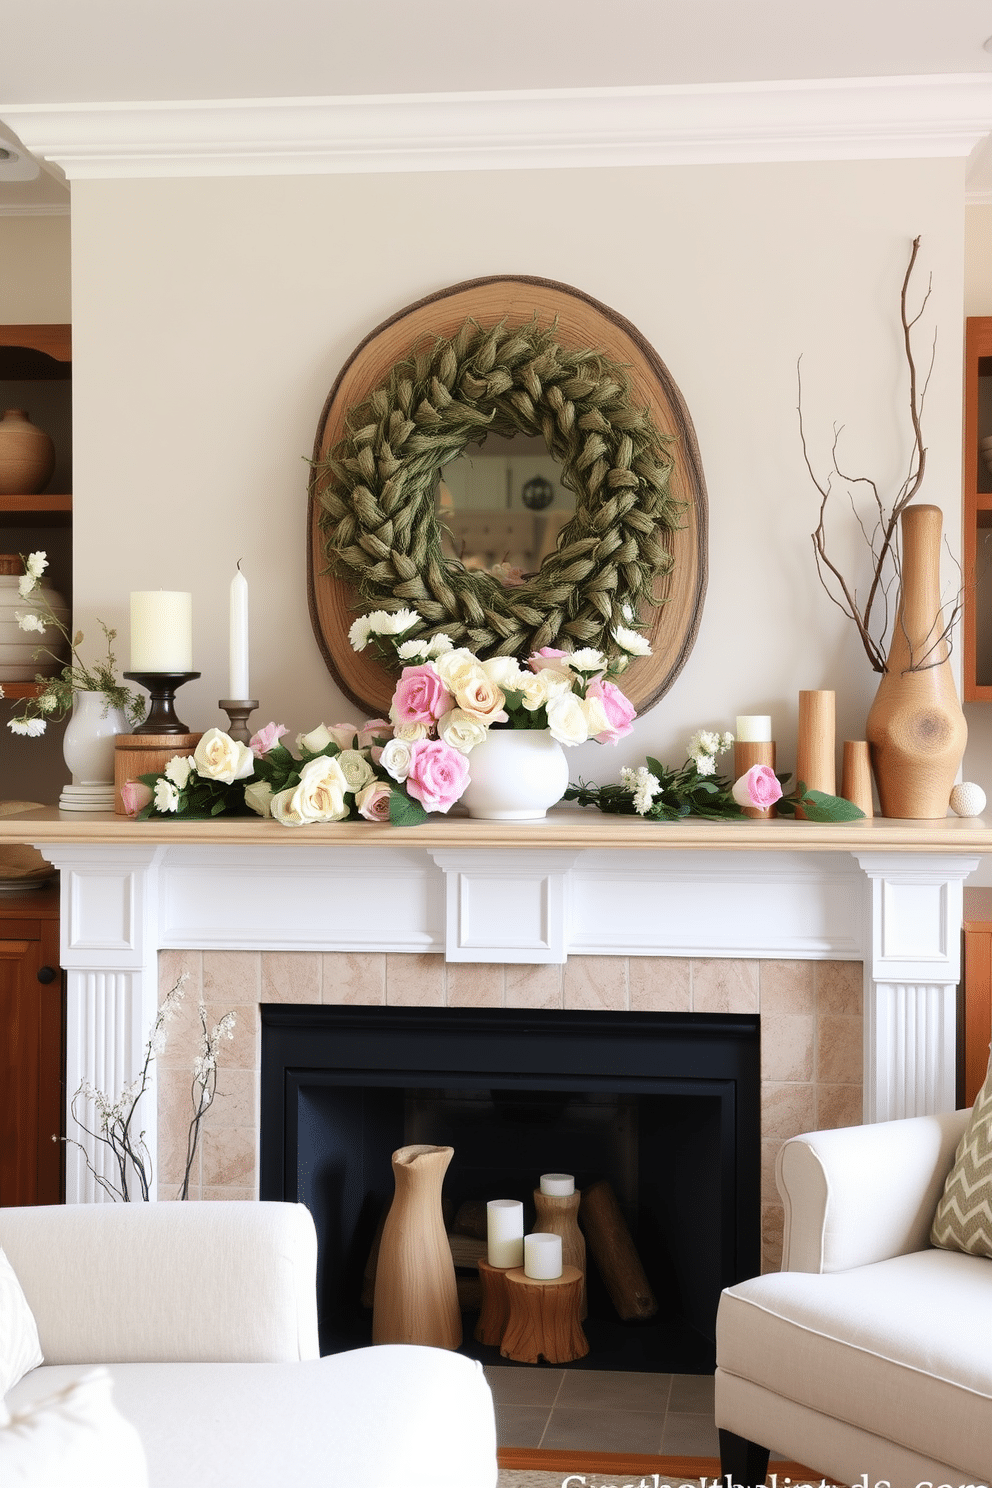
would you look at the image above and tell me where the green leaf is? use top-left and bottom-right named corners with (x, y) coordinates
top-left (798, 789), bottom-right (865, 822)
top-left (389, 788), bottom-right (428, 826)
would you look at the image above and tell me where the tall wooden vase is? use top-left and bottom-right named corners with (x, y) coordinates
top-left (372, 1144), bottom-right (462, 1350)
top-left (866, 504), bottom-right (967, 819)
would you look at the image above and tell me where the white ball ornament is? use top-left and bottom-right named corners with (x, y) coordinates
top-left (949, 782), bottom-right (987, 818)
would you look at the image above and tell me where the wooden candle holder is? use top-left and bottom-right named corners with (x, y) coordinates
top-left (732, 740), bottom-right (777, 819)
top-left (841, 740), bottom-right (874, 818)
top-left (796, 690), bottom-right (835, 819)
top-left (499, 1265), bottom-right (588, 1365)
top-left (533, 1187), bottom-right (587, 1318)
top-left (114, 733), bottom-right (202, 815)
top-left (475, 1256), bottom-right (512, 1346)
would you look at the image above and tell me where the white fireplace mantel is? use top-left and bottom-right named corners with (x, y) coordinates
top-left (2, 807), bottom-right (987, 1201)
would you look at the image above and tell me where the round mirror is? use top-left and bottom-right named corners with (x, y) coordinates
top-left (308, 276), bottom-right (708, 717)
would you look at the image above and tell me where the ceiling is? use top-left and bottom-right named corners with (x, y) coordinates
top-left (2, 0), bottom-right (991, 210)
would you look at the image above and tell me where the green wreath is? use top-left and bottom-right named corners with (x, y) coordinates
top-left (310, 315), bottom-right (682, 660)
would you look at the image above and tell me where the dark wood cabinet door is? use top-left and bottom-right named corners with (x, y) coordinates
top-left (0, 888), bottom-right (63, 1205)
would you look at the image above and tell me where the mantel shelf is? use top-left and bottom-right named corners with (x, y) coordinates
top-left (2, 804), bottom-right (990, 855)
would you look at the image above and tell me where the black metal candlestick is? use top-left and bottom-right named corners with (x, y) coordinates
top-left (124, 671), bottom-right (201, 734)
top-left (219, 699), bottom-right (259, 744)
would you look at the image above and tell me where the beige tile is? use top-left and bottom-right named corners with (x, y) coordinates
top-left (691, 958), bottom-right (759, 1014)
top-left (446, 962), bottom-right (504, 1008)
top-left (201, 1125), bottom-right (257, 1189)
top-left (761, 1203), bottom-right (785, 1273)
top-left (159, 949), bottom-right (202, 1006)
top-left (761, 1137), bottom-right (786, 1208)
top-left (759, 960), bottom-right (815, 1014)
top-left (385, 953), bottom-right (445, 1006)
top-left (261, 951), bottom-right (321, 1004)
top-left (155, 985), bottom-right (208, 1071)
top-left (205, 1000), bottom-right (259, 1072)
top-left (629, 957), bottom-right (690, 1012)
top-left (563, 956), bottom-right (627, 1012)
top-left (816, 960), bottom-right (864, 1015)
top-left (202, 950), bottom-right (261, 1006)
top-left (201, 1067), bottom-right (257, 1129)
top-left (505, 963), bottom-right (563, 1010)
top-left (761, 1014), bottom-right (814, 1083)
top-left (817, 1014), bottom-right (863, 1084)
top-left (321, 952), bottom-right (386, 1005)
top-left (816, 1083), bottom-right (864, 1130)
top-left (156, 1066), bottom-right (200, 1189)
top-left (761, 1081), bottom-right (815, 1140)
top-left (202, 1186), bottom-right (257, 1201)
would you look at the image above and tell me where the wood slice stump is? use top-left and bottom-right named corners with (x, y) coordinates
top-left (499, 1265), bottom-right (588, 1365)
top-left (475, 1257), bottom-right (512, 1346)
top-left (533, 1187), bottom-right (587, 1319)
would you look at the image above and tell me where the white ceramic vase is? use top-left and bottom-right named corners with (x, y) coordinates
top-left (460, 728), bottom-right (570, 821)
top-left (62, 690), bottom-right (129, 786)
top-left (0, 555), bottom-right (70, 682)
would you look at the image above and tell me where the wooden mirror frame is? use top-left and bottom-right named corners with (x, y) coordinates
top-left (308, 276), bottom-right (708, 717)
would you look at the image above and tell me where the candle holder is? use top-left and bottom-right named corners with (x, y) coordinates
top-left (218, 698), bottom-right (259, 745)
top-left (123, 671), bottom-right (200, 734)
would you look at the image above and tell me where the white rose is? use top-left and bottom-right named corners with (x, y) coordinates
top-left (482, 655), bottom-right (526, 690)
top-left (433, 647), bottom-right (481, 695)
top-left (545, 691), bottom-right (590, 746)
top-left (296, 723), bottom-right (335, 754)
top-left (579, 692), bottom-right (612, 739)
top-left (336, 748), bottom-right (375, 792)
top-left (270, 755), bottom-right (350, 826)
top-left (193, 727), bottom-right (254, 784)
top-left (393, 720), bottom-right (430, 742)
top-left (244, 780), bottom-right (273, 817)
top-left (437, 708), bottom-right (489, 755)
top-left (513, 669), bottom-right (572, 712)
top-left (379, 737), bottom-right (413, 782)
top-left (164, 754), bottom-right (194, 788)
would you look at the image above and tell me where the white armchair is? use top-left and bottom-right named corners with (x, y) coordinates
top-left (715, 1110), bottom-right (991, 1488)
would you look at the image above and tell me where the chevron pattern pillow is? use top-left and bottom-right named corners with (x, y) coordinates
top-left (931, 1050), bottom-right (992, 1257)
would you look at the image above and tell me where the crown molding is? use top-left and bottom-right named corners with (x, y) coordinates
top-left (0, 202), bottom-right (70, 216)
top-left (2, 74), bottom-right (990, 181)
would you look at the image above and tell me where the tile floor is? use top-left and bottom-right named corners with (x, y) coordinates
top-left (484, 1365), bottom-right (722, 1457)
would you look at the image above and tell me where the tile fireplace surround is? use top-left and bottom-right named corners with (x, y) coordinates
top-left (2, 806), bottom-right (986, 1271)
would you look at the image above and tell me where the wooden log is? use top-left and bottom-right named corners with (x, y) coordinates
top-left (580, 1179), bottom-right (658, 1320)
top-left (500, 1265), bottom-right (588, 1364)
top-left (475, 1256), bottom-right (512, 1346)
top-left (452, 1198), bottom-right (489, 1239)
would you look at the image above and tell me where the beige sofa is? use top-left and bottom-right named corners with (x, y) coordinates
top-left (715, 1109), bottom-right (991, 1488)
top-left (1, 1201), bottom-right (498, 1487)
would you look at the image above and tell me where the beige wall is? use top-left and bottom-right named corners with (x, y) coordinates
top-left (0, 214), bottom-right (71, 322)
top-left (64, 158), bottom-right (967, 785)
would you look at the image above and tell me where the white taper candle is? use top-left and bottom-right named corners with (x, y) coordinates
top-left (229, 562), bottom-right (250, 698)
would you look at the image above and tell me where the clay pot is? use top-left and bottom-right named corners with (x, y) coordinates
top-left (866, 505), bottom-right (967, 818)
top-left (0, 409), bottom-right (55, 495)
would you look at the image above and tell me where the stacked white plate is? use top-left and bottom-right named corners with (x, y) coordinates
top-left (58, 782), bottom-right (116, 812)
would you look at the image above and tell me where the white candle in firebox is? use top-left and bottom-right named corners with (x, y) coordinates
top-left (524, 1232), bottom-right (563, 1279)
top-left (487, 1199), bottom-right (524, 1268)
top-left (539, 1173), bottom-right (574, 1196)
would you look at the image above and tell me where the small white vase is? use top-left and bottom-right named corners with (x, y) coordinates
top-left (0, 554), bottom-right (70, 682)
top-left (62, 690), bottom-right (129, 786)
top-left (461, 728), bottom-right (570, 821)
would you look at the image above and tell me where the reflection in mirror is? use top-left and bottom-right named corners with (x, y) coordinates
top-left (435, 433), bottom-right (575, 583)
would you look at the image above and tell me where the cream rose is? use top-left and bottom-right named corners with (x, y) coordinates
top-left (513, 668), bottom-right (573, 712)
top-left (454, 671), bottom-right (507, 723)
top-left (545, 691), bottom-right (590, 746)
top-left (433, 647), bottom-right (481, 695)
top-left (336, 749), bottom-right (375, 792)
top-left (244, 780), bottom-right (274, 818)
top-left (270, 755), bottom-right (350, 826)
top-left (437, 708), bottom-right (489, 755)
top-left (193, 728), bottom-right (254, 784)
top-left (482, 655), bottom-right (526, 690)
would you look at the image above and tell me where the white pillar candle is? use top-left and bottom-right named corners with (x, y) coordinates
top-left (736, 715), bottom-right (772, 743)
top-left (524, 1232), bottom-right (563, 1280)
top-left (539, 1173), bottom-right (574, 1196)
top-left (129, 591), bottom-right (193, 672)
top-left (487, 1199), bottom-right (524, 1269)
top-left (229, 563), bottom-right (250, 698)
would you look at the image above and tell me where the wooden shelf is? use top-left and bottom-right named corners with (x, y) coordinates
top-left (963, 317), bottom-right (992, 702)
top-left (0, 684), bottom-right (47, 701)
top-left (0, 495), bottom-right (72, 529)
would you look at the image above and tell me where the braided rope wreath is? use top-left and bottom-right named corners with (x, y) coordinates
top-left (310, 315), bottom-right (683, 660)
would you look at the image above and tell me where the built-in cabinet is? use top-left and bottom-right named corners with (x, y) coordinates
top-left (0, 884), bottom-right (63, 1205)
top-left (963, 316), bottom-right (992, 701)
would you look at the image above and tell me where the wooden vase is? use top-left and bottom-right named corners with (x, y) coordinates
top-left (533, 1187), bottom-right (587, 1318)
top-left (372, 1144), bottom-right (462, 1350)
top-left (866, 505), bottom-right (967, 819)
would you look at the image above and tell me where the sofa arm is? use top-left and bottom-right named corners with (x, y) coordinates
top-left (0, 1201), bottom-right (319, 1365)
top-left (777, 1108), bottom-right (970, 1273)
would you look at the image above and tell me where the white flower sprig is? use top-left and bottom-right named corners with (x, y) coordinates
top-left (686, 729), bottom-right (735, 777)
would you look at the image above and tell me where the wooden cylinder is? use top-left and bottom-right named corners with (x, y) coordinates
top-left (372, 1144), bottom-right (461, 1350)
top-left (499, 1265), bottom-right (588, 1365)
top-left (732, 740), bottom-right (777, 820)
top-left (475, 1256), bottom-right (512, 1346)
top-left (579, 1179), bottom-right (657, 1320)
top-left (841, 740), bottom-right (874, 818)
top-left (114, 733), bottom-right (202, 815)
top-left (533, 1187), bottom-right (587, 1318)
top-left (796, 690), bottom-right (835, 818)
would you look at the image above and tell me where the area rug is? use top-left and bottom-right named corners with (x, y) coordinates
top-left (497, 1449), bottom-right (834, 1487)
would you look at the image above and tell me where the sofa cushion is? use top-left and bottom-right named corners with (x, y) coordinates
top-left (717, 1248), bottom-right (992, 1478)
top-left (0, 1247), bottom-right (43, 1397)
top-left (0, 1368), bottom-right (148, 1486)
top-left (6, 1347), bottom-right (498, 1488)
top-left (931, 1050), bottom-right (992, 1258)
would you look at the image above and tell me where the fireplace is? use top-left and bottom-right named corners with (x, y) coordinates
top-left (259, 1004), bottom-right (760, 1373)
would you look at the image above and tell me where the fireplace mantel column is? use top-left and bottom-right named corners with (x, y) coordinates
top-left (855, 852), bottom-right (980, 1121)
top-left (42, 844), bottom-right (165, 1202)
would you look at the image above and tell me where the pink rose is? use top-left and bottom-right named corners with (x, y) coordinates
top-left (528, 647), bottom-right (571, 673)
top-left (405, 738), bottom-right (470, 813)
top-left (358, 718), bottom-right (393, 749)
top-left (355, 781), bottom-right (393, 822)
top-left (584, 678), bottom-right (637, 744)
top-left (732, 764), bottom-right (783, 811)
top-left (120, 779), bottom-right (153, 817)
top-left (326, 723), bottom-right (361, 750)
top-left (249, 721), bottom-right (289, 757)
top-left (390, 664), bottom-right (453, 729)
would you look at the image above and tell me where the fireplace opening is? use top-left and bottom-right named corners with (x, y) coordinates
top-left (259, 1005), bottom-right (760, 1374)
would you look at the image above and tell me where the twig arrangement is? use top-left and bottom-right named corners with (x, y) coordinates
top-left (801, 235), bottom-right (958, 674)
